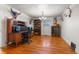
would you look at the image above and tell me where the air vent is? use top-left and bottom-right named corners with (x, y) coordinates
top-left (71, 42), bottom-right (76, 51)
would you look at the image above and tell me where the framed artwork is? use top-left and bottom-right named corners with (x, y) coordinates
top-left (64, 8), bottom-right (72, 17)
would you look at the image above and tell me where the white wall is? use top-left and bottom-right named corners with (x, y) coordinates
top-left (0, 5), bottom-right (31, 48)
top-left (61, 5), bottom-right (79, 53)
top-left (0, 5), bottom-right (12, 48)
top-left (16, 13), bottom-right (31, 23)
top-left (41, 16), bottom-right (62, 36)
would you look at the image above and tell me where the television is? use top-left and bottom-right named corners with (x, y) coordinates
top-left (13, 25), bottom-right (28, 32)
top-left (15, 26), bottom-right (21, 32)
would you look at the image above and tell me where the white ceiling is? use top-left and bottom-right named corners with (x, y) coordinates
top-left (8, 4), bottom-right (69, 17)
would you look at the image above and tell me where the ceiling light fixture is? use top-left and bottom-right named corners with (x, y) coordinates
top-left (39, 11), bottom-right (47, 20)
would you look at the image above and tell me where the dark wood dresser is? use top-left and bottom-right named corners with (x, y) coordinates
top-left (51, 25), bottom-right (61, 36)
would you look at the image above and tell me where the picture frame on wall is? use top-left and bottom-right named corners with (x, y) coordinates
top-left (64, 8), bottom-right (72, 17)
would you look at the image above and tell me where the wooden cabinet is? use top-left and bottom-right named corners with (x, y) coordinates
top-left (51, 26), bottom-right (61, 36)
top-left (7, 19), bottom-right (12, 33)
top-left (7, 19), bottom-right (22, 46)
top-left (8, 33), bottom-right (22, 45)
top-left (52, 18), bottom-right (61, 36)
top-left (7, 19), bottom-right (13, 45)
top-left (14, 33), bottom-right (22, 45)
top-left (8, 33), bottom-right (14, 44)
top-left (7, 19), bottom-right (29, 46)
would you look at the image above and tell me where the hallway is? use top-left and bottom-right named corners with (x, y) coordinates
top-left (2, 36), bottom-right (75, 54)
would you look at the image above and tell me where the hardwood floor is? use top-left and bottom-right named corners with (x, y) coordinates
top-left (1, 35), bottom-right (76, 54)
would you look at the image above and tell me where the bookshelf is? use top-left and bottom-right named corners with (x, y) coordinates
top-left (34, 19), bottom-right (41, 35)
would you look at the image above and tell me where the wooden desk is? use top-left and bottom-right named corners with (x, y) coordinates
top-left (8, 31), bottom-right (28, 46)
top-left (8, 32), bottom-right (22, 46)
top-left (7, 19), bottom-right (29, 46)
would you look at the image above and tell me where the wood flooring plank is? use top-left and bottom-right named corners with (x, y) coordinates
top-left (1, 35), bottom-right (76, 54)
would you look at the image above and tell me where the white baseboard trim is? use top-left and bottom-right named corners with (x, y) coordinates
top-left (61, 36), bottom-right (70, 46)
top-left (61, 36), bottom-right (79, 54)
top-left (75, 49), bottom-right (79, 54)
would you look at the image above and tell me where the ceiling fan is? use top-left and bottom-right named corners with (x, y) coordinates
top-left (11, 8), bottom-right (21, 19)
